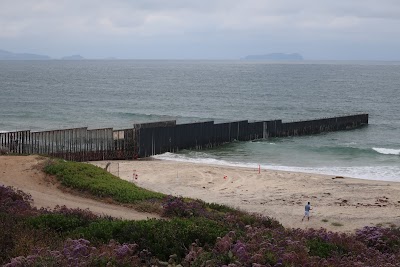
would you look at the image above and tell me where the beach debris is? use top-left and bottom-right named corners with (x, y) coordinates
top-left (322, 192), bottom-right (331, 198)
top-left (377, 197), bottom-right (389, 203)
top-left (335, 199), bottom-right (349, 206)
top-left (332, 176), bottom-right (344, 179)
top-left (223, 175), bottom-right (228, 180)
top-left (132, 169), bottom-right (138, 180)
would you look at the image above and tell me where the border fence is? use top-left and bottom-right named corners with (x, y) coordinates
top-left (0, 113), bottom-right (368, 161)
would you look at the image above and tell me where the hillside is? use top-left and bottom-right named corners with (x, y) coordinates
top-left (0, 49), bottom-right (51, 60)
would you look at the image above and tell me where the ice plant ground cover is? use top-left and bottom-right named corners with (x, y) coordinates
top-left (44, 160), bottom-right (165, 203)
top-left (0, 160), bottom-right (399, 266)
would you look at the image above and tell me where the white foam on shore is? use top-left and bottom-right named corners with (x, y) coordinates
top-left (372, 147), bottom-right (400, 155)
top-left (250, 141), bottom-right (276, 145)
top-left (153, 152), bottom-right (400, 182)
top-left (153, 152), bottom-right (259, 169)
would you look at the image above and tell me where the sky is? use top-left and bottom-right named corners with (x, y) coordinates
top-left (1, 0), bottom-right (400, 60)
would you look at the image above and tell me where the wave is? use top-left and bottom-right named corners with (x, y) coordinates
top-left (153, 152), bottom-right (400, 182)
top-left (372, 147), bottom-right (400, 155)
top-left (250, 141), bottom-right (276, 145)
top-left (153, 152), bottom-right (259, 169)
top-left (113, 111), bottom-right (212, 124)
top-left (304, 145), bottom-right (400, 158)
top-left (114, 112), bottom-right (175, 120)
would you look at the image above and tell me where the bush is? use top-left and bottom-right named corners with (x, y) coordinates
top-left (206, 202), bottom-right (236, 213)
top-left (75, 217), bottom-right (228, 261)
top-left (307, 237), bottom-right (345, 258)
top-left (162, 196), bottom-right (209, 218)
top-left (0, 185), bottom-right (36, 215)
top-left (44, 160), bottom-right (164, 203)
top-left (356, 226), bottom-right (400, 254)
top-left (3, 239), bottom-right (147, 267)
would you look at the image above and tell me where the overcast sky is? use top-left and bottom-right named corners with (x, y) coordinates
top-left (1, 0), bottom-right (400, 60)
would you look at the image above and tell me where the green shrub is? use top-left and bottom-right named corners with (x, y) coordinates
top-left (76, 219), bottom-right (130, 242)
top-left (307, 238), bottom-right (347, 258)
top-left (44, 160), bottom-right (164, 203)
top-left (74, 217), bottom-right (228, 261)
top-left (28, 213), bottom-right (96, 233)
top-left (206, 202), bottom-right (235, 213)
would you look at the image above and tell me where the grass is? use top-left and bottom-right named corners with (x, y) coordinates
top-left (44, 159), bottom-right (165, 204)
top-left (43, 159), bottom-right (235, 216)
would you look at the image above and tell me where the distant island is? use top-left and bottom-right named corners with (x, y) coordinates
top-left (0, 49), bottom-right (51, 60)
top-left (243, 53), bottom-right (303, 61)
top-left (0, 49), bottom-right (88, 60)
top-left (61, 55), bottom-right (84, 60)
top-left (1, 48), bottom-right (304, 61)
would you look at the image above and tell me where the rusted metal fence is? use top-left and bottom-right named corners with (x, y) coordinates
top-left (0, 114), bottom-right (368, 161)
top-left (0, 127), bottom-right (135, 161)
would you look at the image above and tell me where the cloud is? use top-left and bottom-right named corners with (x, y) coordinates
top-left (1, 0), bottom-right (400, 59)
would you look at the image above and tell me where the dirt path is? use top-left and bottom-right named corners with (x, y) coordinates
top-left (0, 155), bottom-right (159, 220)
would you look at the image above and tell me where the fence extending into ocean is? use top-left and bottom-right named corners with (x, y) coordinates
top-left (0, 114), bottom-right (368, 161)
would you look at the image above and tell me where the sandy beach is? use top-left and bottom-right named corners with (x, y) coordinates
top-left (92, 159), bottom-right (400, 233)
top-left (1, 155), bottom-right (399, 233)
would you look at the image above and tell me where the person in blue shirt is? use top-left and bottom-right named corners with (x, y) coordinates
top-left (302, 202), bottom-right (312, 221)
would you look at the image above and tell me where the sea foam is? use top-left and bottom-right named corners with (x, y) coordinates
top-left (372, 147), bottom-right (400, 155)
top-left (153, 152), bottom-right (400, 182)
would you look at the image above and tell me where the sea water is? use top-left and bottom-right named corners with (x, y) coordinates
top-left (0, 60), bottom-right (399, 181)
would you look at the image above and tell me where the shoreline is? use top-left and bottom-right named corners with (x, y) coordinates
top-left (92, 159), bottom-right (400, 233)
top-left (152, 154), bottom-right (400, 183)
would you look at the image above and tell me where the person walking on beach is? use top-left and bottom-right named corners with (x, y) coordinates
top-left (302, 202), bottom-right (312, 221)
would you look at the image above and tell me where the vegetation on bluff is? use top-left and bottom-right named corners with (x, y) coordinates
top-left (1, 160), bottom-right (399, 266)
top-left (44, 160), bottom-right (164, 203)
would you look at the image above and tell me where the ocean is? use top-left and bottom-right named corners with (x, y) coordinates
top-left (0, 60), bottom-right (399, 181)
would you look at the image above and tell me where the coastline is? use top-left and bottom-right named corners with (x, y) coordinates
top-left (0, 156), bottom-right (160, 221)
top-left (152, 152), bottom-right (400, 183)
top-left (92, 159), bottom-right (400, 233)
